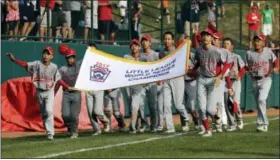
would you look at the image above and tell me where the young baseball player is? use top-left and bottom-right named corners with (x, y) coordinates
top-left (6, 47), bottom-right (71, 140)
top-left (104, 88), bottom-right (126, 132)
top-left (85, 43), bottom-right (110, 135)
top-left (245, 34), bottom-right (279, 132)
top-left (58, 46), bottom-right (82, 138)
top-left (192, 28), bottom-right (231, 137)
top-left (161, 31), bottom-right (189, 133)
top-left (140, 34), bottom-right (160, 132)
top-left (124, 39), bottom-right (147, 134)
top-left (223, 38), bottom-right (246, 131)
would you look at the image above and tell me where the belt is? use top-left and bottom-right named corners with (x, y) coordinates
top-left (185, 79), bottom-right (196, 82)
top-left (251, 75), bottom-right (268, 81)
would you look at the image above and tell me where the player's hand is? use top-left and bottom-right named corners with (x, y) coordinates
top-left (228, 88), bottom-right (234, 97)
top-left (273, 68), bottom-right (279, 74)
top-left (67, 86), bottom-right (74, 91)
top-left (215, 75), bottom-right (222, 87)
top-left (235, 71), bottom-right (241, 80)
top-left (156, 81), bottom-right (162, 85)
top-left (106, 89), bottom-right (112, 93)
top-left (6, 53), bottom-right (15, 61)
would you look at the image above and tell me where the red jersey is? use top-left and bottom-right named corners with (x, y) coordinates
top-left (98, 0), bottom-right (113, 21)
top-left (247, 12), bottom-right (261, 31)
top-left (40, 0), bottom-right (56, 10)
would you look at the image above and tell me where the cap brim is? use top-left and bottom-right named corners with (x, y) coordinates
top-left (66, 54), bottom-right (76, 57)
top-left (43, 49), bottom-right (54, 55)
top-left (201, 31), bottom-right (214, 37)
top-left (253, 36), bottom-right (264, 41)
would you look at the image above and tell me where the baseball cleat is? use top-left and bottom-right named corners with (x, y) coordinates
top-left (226, 126), bottom-right (237, 132)
top-left (92, 130), bottom-right (102, 136)
top-left (70, 133), bottom-right (78, 139)
top-left (157, 126), bottom-right (164, 132)
top-left (129, 130), bottom-right (137, 134)
top-left (119, 127), bottom-right (129, 132)
top-left (256, 126), bottom-right (268, 132)
top-left (182, 125), bottom-right (190, 132)
top-left (202, 131), bottom-right (212, 137)
top-left (47, 135), bottom-right (54, 141)
top-left (194, 125), bottom-right (200, 131)
top-left (103, 125), bottom-right (110, 133)
top-left (139, 125), bottom-right (147, 133)
top-left (164, 129), bottom-right (176, 133)
top-left (198, 130), bottom-right (206, 135)
top-left (237, 121), bottom-right (244, 130)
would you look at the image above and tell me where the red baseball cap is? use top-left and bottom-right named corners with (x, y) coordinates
top-left (59, 44), bottom-right (69, 55)
top-left (43, 46), bottom-right (54, 55)
top-left (65, 48), bottom-right (76, 57)
top-left (141, 34), bottom-right (152, 43)
top-left (130, 39), bottom-right (140, 47)
top-left (213, 32), bottom-right (222, 39)
top-left (254, 33), bottom-right (266, 41)
top-left (201, 28), bottom-right (215, 37)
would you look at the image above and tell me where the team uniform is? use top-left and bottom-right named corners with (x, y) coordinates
top-left (194, 44), bottom-right (231, 137)
top-left (124, 54), bottom-right (146, 133)
top-left (104, 88), bottom-right (126, 131)
top-left (140, 50), bottom-right (159, 131)
top-left (184, 51), bottom-right (200, 128)
top-left (59, 60), bottom-right (82, 137)
top-left (245, 47), bottom-right (278, 132)
top-left (162, 46), bottom-right (189, 133)
top-left (224, 53), bottom-right (246, 131)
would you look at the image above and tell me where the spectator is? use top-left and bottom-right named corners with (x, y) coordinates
top-left (83, 0), bottom-right (98, 42)
top-left (118, 0), bottom-right (127, 24)
top-left (70, 0), bottom-right (82, 39)
top-left (130, 0), bottom-right (142, 40)
top-left (39, 0), bottom-right (56, 42)
top-left (51, 0), bottom-right (64, 43)
top-left (261, 2), bottom-right (274, 41)
top-left (207, 2), bottom-right (216, 29)
top-left (181, 0), bottom-right (201, 37)
top-left (20, 0), bottom-right (38, 41)
top-left (61, 0), bottom-right (72, 42)
top-left (1, 0), bottom-right (7, 35)
top-left (156, 0), bottom-right (170, 25)
top-left (6, 0), bottom-right (20, 41)
top-left (246, 5), bottom-right (261, 49)
top-left (98, 0), bottom-right (118, 44)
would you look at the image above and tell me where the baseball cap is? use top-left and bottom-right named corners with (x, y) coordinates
top-left (251, 5), bottom-right (257, 11)
top-left (141, 34), bottom-right (152, 43)
top-left (65, 48), bottom-right (76, 57)
top-left (43, 46), bottom-right (54, 55)
top-left (213, 32), bottom-right (222, 39)
top-left (201, 28), bottom-right (215, 37)
top-left (253, 33), bottom-right (266, 41)
top-left (130, 39), bottom-right (140, 47)
top-left (59, 44), bottom-right (69, 55)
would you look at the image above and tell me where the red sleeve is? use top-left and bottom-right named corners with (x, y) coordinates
top-left (58, 80), bottom-right (70, 89)
top-left (13, 59), bottom-right (28, 67)
top-left (220, 62), bottom-right (231, 76)
top-left (238, 67), bottom-right (246, 79)
top-left (225, 76), bottom-right (232, 89)
top-left (192, 33), bottom-right (200, 49)
top-left (187, 69), bottom-right (198, 78)
top-left (273, 59), bottom-right (279, 69)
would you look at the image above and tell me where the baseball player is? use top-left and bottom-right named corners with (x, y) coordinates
top-left (223, 37), bottom-right (246, 131)
top-left (6, 47), bottom-right (71, 140)
top-left (140, 34), bottom-right (160, 132)
top-left (104, 88), bottom-right (126, 132)
top-left (192, 28), bottom-right (231, 137)
top-left (212, 31), bottom-right (231, 132)
top-left (58, 46), bottom-right (82, 138)
top-left (85, 43), bottom-right (110, 135)
top-left (245, 34), bottom-right (278, 132)
top-left (177, 39), bottom-right (200, 130)
top-left (161, 31), bottom-right (189, 133)
top-left (124, 39), bottom-right (147, 134)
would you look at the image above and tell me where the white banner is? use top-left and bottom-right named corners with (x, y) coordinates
top-left (75, 41), bottom-right (191, 91)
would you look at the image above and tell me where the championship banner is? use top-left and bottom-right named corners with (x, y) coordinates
top-left (75, 41), bottom-right (191, 91)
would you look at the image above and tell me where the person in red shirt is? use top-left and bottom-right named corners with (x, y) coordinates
top-left (247, 6), bottom-right (261, 49)
top-left (98, 0), bottom-right (117, 44)
top-left (39, 0), bottom-right (56, 42)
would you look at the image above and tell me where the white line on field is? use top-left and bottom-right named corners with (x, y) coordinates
top-left (33, 117), bottom-right (279, 159)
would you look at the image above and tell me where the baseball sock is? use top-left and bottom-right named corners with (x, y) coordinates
top-left (202, 119), bottom-right (210, 131)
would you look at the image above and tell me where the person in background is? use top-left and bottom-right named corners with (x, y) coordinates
top-left (118, 0), bottom-right (127, 24)
top-left (261, 2), bottom-right (274, 42)
top-left (6, 0), bottom-right (20, 41)
top-left (70, 0), bottom-right (82, 39)
top-left (83, 0), bottom-right (98, 43)
top-left (130, 0), bottom-right (142, 40)
top-left (246, 5), bottom-right (261, 49)
top-left (98, 0), bottom-right (118, 45)
top-left (51, 0), bottom-right (63, 43)
top-left (156, 0), bottom-right (170, 25)
top-left (61, 0), bottom-right (72, 42)
top-left (39, 0), bottom-right (56, 42)
top-left (207, 2), bottom-right (216, 29)
top-left (20, 0), bottom-right (38, 41)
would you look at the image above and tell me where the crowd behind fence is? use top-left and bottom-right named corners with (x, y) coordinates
top-left (1, 0), bottom-right (280, 50)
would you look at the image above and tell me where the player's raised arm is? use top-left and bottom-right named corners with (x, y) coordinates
top-left (6, 53), bottom-right (28, 68)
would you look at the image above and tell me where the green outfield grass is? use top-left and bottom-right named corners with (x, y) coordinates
top-left (1, 116), bottom-right (279, 159)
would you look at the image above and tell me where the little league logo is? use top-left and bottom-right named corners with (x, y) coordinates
top-left (90, 65), bottom-right (111, 82)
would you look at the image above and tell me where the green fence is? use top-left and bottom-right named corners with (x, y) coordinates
top-left (1, 41), bottom-right (279, 117)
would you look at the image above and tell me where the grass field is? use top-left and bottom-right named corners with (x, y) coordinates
top-left (1, 116), bottom-right (279, 159)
